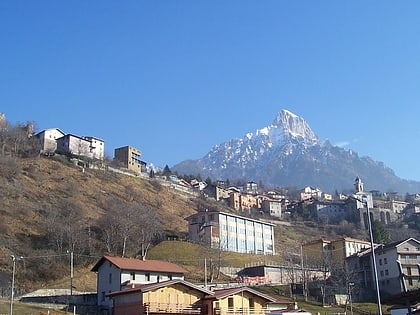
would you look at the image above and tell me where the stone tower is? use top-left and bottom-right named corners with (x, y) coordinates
top-left (354, 176), bottom-right (364, 193)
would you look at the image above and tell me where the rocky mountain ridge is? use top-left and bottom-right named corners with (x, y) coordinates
top-left (173, 110), bottom-right (420, 194)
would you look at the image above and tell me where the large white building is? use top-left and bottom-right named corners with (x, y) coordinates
top-left (186, 210), bottom-right (275, 255)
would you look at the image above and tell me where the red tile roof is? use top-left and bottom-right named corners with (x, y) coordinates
top-left (91, 256), bottom-right (188, 274)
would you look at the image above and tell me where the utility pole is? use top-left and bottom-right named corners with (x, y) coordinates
top-left (70, 250), bottom-right (74, 296)
top-left (300, 244), bottom-right (307, 301)
top-left (364, 197), bottom-right (382, 315)
top-left (10, 255), bottom-right (22, 315)
top-left (352, 194), bottom-right (382, 315)
top-left (204, 258), bottom-right (207, 289)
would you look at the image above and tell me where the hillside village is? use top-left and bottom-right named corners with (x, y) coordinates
top-left (1, 114), bottom-right (420, 314)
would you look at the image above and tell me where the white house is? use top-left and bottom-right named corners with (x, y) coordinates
top-left (84, 136), bottom-right (105, 160)
top-left (91, 256), bottom-right (187, 313)
top-left (35, 128), bottom-right (66, 155)
top-left (56, 134), bottom-right (104, 160)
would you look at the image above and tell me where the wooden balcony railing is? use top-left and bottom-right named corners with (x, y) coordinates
top-left (214, 307), bottom-right (270, 315)
top-left (144, 302), bottom-right (203, 314)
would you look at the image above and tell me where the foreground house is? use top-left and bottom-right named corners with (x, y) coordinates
top-left (203, 286), bottom-right (280, 315)
top-left (91, 256), bottom-right (188, 313)
top-left (107, 281), bottom-right (282, 315)
top-left (108, 279), bottom-right (212, 315)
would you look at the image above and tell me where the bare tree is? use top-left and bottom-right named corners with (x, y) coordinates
top-left (0, 119), bottom-right (38, 157)
top-left (133, 205), bottom-right (162, 259)
top-left (99, 200), bottom-right (163, 258)
top-left (43, 200), bottom-right (89, 254)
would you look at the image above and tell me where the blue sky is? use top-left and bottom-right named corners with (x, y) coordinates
top-left (1, 1), bottom-right (420, 182)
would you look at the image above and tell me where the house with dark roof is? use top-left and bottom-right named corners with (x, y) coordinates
top-left (91, 256), bottom-right (188, 313)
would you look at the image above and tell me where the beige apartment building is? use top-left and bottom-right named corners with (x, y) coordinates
top-left (302, 237), bottom-right (371, 268)
top-left (114, 145), bottom-right (144, 173)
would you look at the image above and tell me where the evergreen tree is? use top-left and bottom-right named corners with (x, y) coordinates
top-left (162, 165), bottom-right (171, 176)
top-left (372, 220), bottom-right (390, 244)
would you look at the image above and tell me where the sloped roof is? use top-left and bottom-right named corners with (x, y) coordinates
top-left (204, 286), bottom-right (277, 302)
top-left (302, 238), bottom-right (330, 246)
top-left (378, 237), bottom-right (420, 252)
top-left (34, 128), bottom-right (66, 137)
top-left (107, 279), bottom-right (213, 297)
top-left (91, 256), bottom-right (188, 274)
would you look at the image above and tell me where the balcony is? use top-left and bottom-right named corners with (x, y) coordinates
top-left (144, 302), bottom-right (203, 314)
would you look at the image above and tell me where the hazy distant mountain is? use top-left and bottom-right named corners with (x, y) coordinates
top-left (172, 109), bottom-right (420, 194)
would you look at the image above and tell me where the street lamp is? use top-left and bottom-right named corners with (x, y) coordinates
top-left (348, 282), bottom-right (354, 315)
top-left (10, 255), bottom-right (23, 315)
top-left (354, 195), bottom-right (382, 315)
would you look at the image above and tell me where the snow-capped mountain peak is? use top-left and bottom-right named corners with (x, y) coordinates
top-left (247, 109), bottom-right (319, 146)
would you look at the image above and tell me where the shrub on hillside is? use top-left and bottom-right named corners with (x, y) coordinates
top-left (0, 156), bottom-right (21, 180)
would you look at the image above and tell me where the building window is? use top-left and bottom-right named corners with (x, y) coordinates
top-left (109, 273), bottom-right (112, 284)
top-left (379, 259), bottom-right (382, 265)
top-left (385, 270), bottom-right (389, 276)
top-left (384, 257), bottom-right (387, 264)
top-left (249, 298), bottom-right (255, 308)
top-left (146, 273), bottom-right (150, 281)
top-left (101, 291), bottom-right (105, 302)
top-left (380, 271), bottom-right (384, 277)
top-left (228, 297), bottom-right (234, 308)
top-left (130, 272), bottom-right (135, 281)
